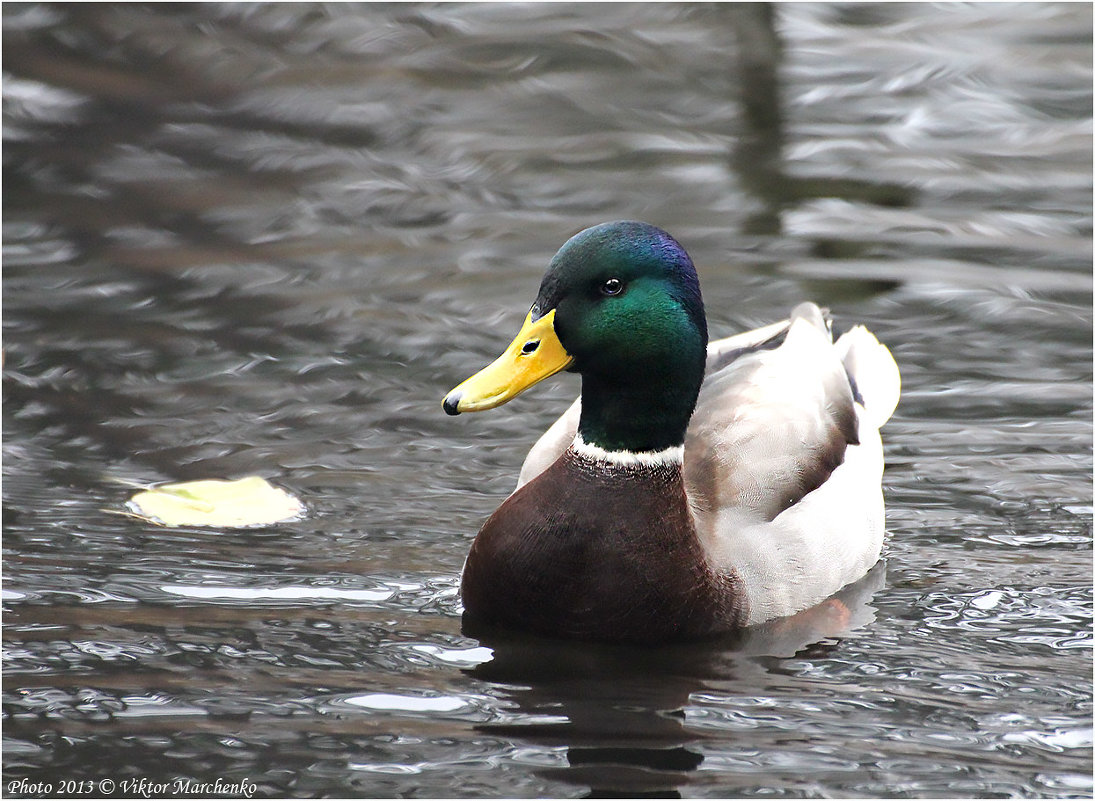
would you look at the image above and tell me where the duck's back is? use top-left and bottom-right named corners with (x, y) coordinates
top-left (687, 304), bottom-right (899, 624)
top-left (684, 303), bottom-right (859, 525)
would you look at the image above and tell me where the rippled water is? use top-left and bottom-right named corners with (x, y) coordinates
top-left (3, 3), bottom-right (1092, 798)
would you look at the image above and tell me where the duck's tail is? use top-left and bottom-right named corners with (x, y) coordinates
top-left (835, 325), bottom-right (901, 429)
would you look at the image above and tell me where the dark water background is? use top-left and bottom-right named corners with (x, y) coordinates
top-left (3, 3), bottom-right (1092, 797)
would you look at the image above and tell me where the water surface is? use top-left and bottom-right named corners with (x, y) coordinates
top-left (3, 3), bottom-right (1092, 797)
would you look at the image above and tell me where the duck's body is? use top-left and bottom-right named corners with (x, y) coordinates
top-left (444, 222), bottom-right (899, 643)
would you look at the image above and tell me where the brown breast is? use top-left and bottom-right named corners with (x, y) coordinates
top-left (460, 448), bottom-right (746, 642)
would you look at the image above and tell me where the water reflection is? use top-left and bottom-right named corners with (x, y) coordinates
top-left (726, 4), bottom-right (915, 240)
top-left (466, 566), bottom-right (886, 796)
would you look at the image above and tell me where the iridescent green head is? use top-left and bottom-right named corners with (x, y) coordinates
top-left (444, 221), bottom-right (708, 453)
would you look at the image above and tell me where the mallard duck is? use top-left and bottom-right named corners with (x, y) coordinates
top-left (443, 221), bottom-right (900, 643)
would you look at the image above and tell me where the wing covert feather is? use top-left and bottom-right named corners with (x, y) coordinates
top-left (684, 310), bottom-right (858, 523)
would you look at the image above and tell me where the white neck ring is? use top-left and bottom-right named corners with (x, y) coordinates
top-left (570, 434), bottom-right (684, 468)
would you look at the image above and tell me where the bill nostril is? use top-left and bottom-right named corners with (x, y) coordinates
top-left (521, 340), bottom-right (540, 355)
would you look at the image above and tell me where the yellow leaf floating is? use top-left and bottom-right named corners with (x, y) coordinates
top-left (126, 476), bottom-right (304, 528)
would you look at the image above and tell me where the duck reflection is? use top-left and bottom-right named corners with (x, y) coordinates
top-left (464, 563), bottom-right (886, 797)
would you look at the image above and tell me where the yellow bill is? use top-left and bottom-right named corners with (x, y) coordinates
top-left (443, 308), bottom-right (573, 414)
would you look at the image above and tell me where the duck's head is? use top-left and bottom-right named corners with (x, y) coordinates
top-left (443, 221), bottom-right (708, 452)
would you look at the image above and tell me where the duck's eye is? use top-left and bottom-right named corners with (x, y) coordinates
top-left (600, 278), bottom-right (624, 296)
